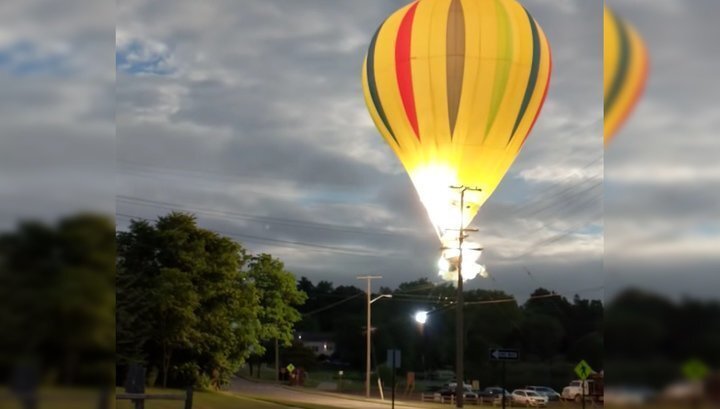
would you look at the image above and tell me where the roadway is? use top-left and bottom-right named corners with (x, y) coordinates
top-left (230, 377), bottom-right (427, 409)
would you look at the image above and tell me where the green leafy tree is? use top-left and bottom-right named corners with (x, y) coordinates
top-left (117, 212), bottom-right (264, 387)
top-left (0, 214), bottom-right (115, 385)
top-left (248, 254), bottom-right (307, 345)
top-left (246, 254), bottom-right (307, 375)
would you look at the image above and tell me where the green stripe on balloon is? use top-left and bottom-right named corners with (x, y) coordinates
top-left (446, 0), bottom-right (465, 138)
top-left (509, 8), bottom-right (541, 144)
top-left (485, 0), bottom-right (513, 139)
top-left (604, 8), bottom-right (630, 115)
top-left (366, 24), bottom-right (399, 146)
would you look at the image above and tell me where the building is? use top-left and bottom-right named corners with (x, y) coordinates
top-left (295, 332), bottom-right (336, 357)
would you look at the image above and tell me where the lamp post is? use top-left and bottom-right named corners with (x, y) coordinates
top-left (357, 275), bottom-right (392, 398)
top-left (414, 311), bottom-right (428, 381)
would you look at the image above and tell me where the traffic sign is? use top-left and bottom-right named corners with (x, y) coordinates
top-left (575, 360), bottom-right (593, 380)
top-left (683, 359), bottom-right (709, 381)
top-left (286, 363), bottom-right (295, 373)
top-left (489, 348), bottom-right (519, 361)
top-left (387, 349), bottom-right (401, 368)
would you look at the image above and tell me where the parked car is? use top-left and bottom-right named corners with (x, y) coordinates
top-left (478, 387), bottom-right (511, 405)
top-left (478, 386), bottom-right (510, 399)
top-left (439, 384), bottom-right (479, 400)
top-left (511, 389), bottom-right (549, 407)
top-left (445, 381), bottom-right (474, 390)
top-left (525, 385), bottom-right (561, 401)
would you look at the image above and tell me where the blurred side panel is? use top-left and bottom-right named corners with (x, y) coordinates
top-left (0, 0), bottom-right (115, 407)
top-left (605, 1), bottom-right (720, 407)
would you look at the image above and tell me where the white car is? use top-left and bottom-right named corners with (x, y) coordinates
top-left (511, 389), bottom-right (549, 407)
top-left (525, 385), bottom-right (561, 401)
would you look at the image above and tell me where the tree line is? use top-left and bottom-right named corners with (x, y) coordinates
top-left (288, 277), bottom-right (604, 384)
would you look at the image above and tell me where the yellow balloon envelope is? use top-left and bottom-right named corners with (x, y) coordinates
top-left (362, 0), bottom-right (552, 239)
top-left (604, 5), bottom-right (649, 145)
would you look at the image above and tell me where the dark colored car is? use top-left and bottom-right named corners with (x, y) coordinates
top-left (439, 384), bottom-right (479, 399)
top-left (478, 387), bottom-right (511, 399)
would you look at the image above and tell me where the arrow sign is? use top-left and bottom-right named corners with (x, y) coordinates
top-left (489, 348), bottom-right (519, 361)
top-left (574, 360), bottom-right (593, 380)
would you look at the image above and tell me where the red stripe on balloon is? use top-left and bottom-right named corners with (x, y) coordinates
top-left (519, 44), bottom-right (552, 148)
top-left (395, 2), bottom-right (420, 140)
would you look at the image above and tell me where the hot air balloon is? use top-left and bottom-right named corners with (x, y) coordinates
top-left (362, 0), bottom-right (552, 281)
top-left (604, 5), bottom-right (649, 144)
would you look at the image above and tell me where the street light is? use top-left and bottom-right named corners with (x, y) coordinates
top-left (357, 275), bottom-right (392, 398)
top-left (414, 311), bottom-right (429, 382)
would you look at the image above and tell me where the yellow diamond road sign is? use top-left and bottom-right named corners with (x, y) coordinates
top-left (575, 360), bottom-right (593, 380)
top-left (286, 363), bottom-right (295, 373)
top-left (683, 359), bottom-right (709, 381)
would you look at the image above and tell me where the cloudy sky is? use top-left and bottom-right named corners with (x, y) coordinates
top-left (605, 0), bottom-right (720, 301)
top-left (113, 0), bottom-right (604, 300)
top-left (7, 0), bottom-right (717, 303)
top-left (0, 1), bottom-right (114, 228)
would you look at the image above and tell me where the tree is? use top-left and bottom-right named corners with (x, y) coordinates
top-left (154, 267), bottom-right (199, 388)
top-left (116, 212), bottom-right (265, 387)
top-left (246, 254), bottom-right (307, 375)
top-left (0, 214), bottom-right (115, 385)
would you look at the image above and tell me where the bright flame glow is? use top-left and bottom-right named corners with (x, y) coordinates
top-left (437, 241), bottom-right (487, 282)
top-left (409, 165), bottom-right (488, 283)
top-left (410, 165), bottom-right (483, 236)
top-left (414, 311), bottom-right (428, 325)
top-left (437, 257), bottom-right (450, 271)
top-left (410, 165), bottom-right (459, 237)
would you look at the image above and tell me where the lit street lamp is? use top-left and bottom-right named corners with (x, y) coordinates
top-left (414, 311), bottom-right (429, 382)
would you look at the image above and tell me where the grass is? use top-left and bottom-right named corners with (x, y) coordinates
top-left (1, 387), bottom-right (358, 409)
top-left (115, 388), bottom-right (357, 409)
top-left (117, 390), bottom-right (286, 409)
top-left (1, 387), bottom-right (106, 409)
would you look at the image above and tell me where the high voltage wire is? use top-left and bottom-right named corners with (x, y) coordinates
top-left (517, 181), bottom-right (601, 221)
top-left (507, 154), bottom-right (602, 216)
top-left (117, 131), bottom-right (603, 293)
top-left (119, 161), bottom-right (601, 255)
top-left (117, 195), bottom-right (401, 238)
top-left (115, 212), bottom-right (386, 258)
top-left (120, 152), bottom-right (601, 236)
top-left (301, 293), bottom-right (364, 317)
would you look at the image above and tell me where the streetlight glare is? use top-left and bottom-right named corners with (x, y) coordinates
top-left (414, 311), bottom-right (428, 325)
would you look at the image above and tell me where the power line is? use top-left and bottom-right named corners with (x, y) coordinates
top-left (115, 212), bottom-right (385, 258)
top-left (117, 195), bottom-right (402, 238)
top-left (301, 293), bottom-right (364, 317)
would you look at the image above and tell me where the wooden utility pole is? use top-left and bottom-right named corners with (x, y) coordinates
top-left (357, 275), bottom-right (382, 398)
top-left (449, 186), bottom-right (481, 408)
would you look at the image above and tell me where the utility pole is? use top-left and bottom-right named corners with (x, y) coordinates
top-left (275, 338), bottom-right (279, 382)
top-left (357, 275), bottom-right (383, 398)
top-left (449, 186), bottom-right (481, 409)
